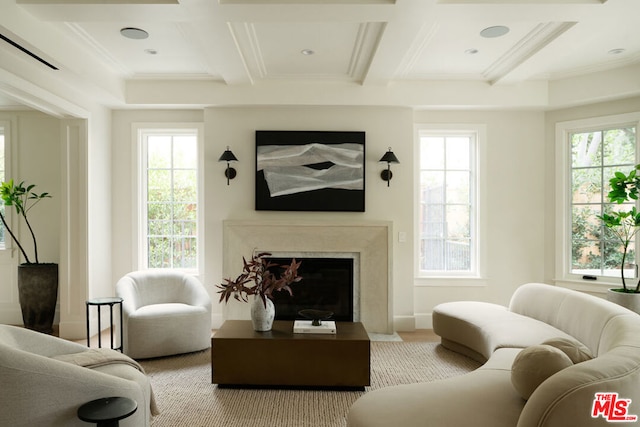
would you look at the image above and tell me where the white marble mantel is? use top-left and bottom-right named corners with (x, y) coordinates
top-left (222, 220), bottom-right (393, 334)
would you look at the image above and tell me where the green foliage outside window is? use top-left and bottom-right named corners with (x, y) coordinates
top-left (570, 126), bottom-right (637, 277)
top-left (145, 133), bottom-right (198, 269)
top-left (0, 131), bottom-right (4, 246)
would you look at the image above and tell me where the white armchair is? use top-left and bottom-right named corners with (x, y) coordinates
top-left (116, 270), bottom-right (212, 359)
top-left (0, 324), bottom-right (152, 427)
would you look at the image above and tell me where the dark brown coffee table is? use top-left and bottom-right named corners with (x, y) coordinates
top-left (212, 320), bottom-right (370, 389)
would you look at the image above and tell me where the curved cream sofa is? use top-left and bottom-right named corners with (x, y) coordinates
top-left (347, 283), bottom-right (640, 427)
top-left (0, 324), bottom-right (152, 427)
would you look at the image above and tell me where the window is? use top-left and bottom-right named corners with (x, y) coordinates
top-left (138, 126), bottom-right (201, 271)
top-left (0, 123), bottom-right (7, 248)
top-left (557, 113), bottom-right (640, 283)
top-left (417, 128), bottom-right (479, 277)
top-left (569, 124), bottom-right (637, 278)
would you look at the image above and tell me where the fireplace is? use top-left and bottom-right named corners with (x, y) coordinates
top-left (222, 220), bottom-right (392, 333)
top-left (268, 255), bottom-right (358, 322)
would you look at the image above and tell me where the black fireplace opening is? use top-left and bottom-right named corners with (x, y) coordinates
top-left (268, 257), bottom-right (354, 322)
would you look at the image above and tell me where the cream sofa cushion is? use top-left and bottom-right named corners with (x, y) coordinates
top-left (511, 344), bottom-right (573, 400)
top-left (542, 337), bottom-right (593, 364)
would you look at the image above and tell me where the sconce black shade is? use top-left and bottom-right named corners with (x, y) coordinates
top-left (379, 148), bottom-right (399, 187)
top-left (379, 150), bottom-right (399, 164)
top-left (218, 146), bottom-right (238, 185)
top-left (218, 148), bottom-right (238, 162)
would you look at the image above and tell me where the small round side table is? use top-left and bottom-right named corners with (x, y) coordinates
top-left (86, 297), bottom-right (124, 352)
top-left (77, 396), bottom-right (137, 427)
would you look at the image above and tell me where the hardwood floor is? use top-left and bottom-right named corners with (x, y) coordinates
top-left (69, 327), bottom-right (119, 348)
top-left (397, 329), bottom-right (440, 342)
top-left (73, 327), bottom-right (439, 347)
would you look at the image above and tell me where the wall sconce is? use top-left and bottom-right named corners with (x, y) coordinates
top-left (379, 147), bottom-right (400, 187)
top-left (218, 146), bottom-right (238, 185)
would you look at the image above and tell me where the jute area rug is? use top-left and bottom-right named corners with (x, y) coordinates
top-left (140, 342), bottom-right (480, 427)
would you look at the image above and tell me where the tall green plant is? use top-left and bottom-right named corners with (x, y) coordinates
top-left (599, 165), bottom-right (640, 293)
top-left (0, 180), bottom-right (51, 264)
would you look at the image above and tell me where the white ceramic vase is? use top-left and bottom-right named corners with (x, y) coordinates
top-left (606, 288), bottom-right (640, 315)
top-left (251, 295), bottom-right (275, 331)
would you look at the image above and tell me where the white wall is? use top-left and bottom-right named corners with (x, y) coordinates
top-left (412, 110), bottom-right (547, 328)
top-left (204, 106), bottom-right (415, 329)
top-left (59, 104), bottom-right (114, 339)
top-left (0, 112), bottom-right (61, 325)
top-left (87, 108), bottom-right (112, 299)
top-left (16, 113), bottom-right (61, 264)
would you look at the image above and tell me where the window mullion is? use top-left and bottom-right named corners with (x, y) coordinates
top-left (170, 136), bottom-right (175, 268)
top-left (568, 125), bottom-right (637, 279)
top-left (418, 130), bottom-right (476, 277)
top-left (600, 130), bottom-right (606, 277)
top-left (139, 128), bottom-right (199, 271)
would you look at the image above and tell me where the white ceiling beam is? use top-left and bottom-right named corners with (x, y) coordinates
top-left (483, 22), bottom-right (576, 84)
top-left (216, 3), bottom-right (395, 23)
top-left (433, 1), bottom-right (607, 23)
top-left (220, 0), bottom-right (395, 4)
top-left (16, 0), bottom-right (185, 22)
top-left (360, 0), bottom-right (437, 85)
top-left (1, 3), bottom-right (126, 111)
top-left (548, 62), bottom-right (640, 109)
top-left (0, 67), bottom-right (90, 118)
top-left (438, 0), bottom-right (605, 4)
top-left (125, 78), bottom-right (551, 109)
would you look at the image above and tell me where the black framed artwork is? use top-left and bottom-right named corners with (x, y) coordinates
top-left (255, 130), bottom-right (365, 212)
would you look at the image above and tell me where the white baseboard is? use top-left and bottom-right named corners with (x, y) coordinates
top-left (211, 312), bottom-right (225, 329)
top-left (0, 309), bottom-right (23, 325)
top-left (415, 313), bottom-right (433, 329)
top-left (59, 320), bottom-right (87, 341)
top-left (393, 315), bottom-right (416, 332)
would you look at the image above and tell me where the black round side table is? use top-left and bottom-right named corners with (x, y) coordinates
top-left (86, 297), bottom-right (124, 352)
top-left (77, 396), bottom-right (137, 427)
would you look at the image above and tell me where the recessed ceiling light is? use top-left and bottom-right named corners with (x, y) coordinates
top-left (301, 49), bottom-right (315, 56)
top-left (465, 48), bottom-right (479, 55)
top-left (608, 48), bottom-right (626, 55)
top-left (480, 26), bottom-right (510, 38)
top-left (120, 27), bottom-right (149, 40)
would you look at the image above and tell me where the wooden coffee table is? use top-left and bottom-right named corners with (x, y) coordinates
top-left (212, 320), bottom-right (370, 389)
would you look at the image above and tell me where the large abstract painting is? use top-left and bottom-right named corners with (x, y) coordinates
top-left (255, 131), bottom-right (365, 212)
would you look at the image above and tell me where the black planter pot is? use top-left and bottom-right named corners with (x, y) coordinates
top-left (18, 263), bottom-right (59, 334)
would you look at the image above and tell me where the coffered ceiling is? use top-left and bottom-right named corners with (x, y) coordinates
top-left (1, 0), bottom-right (639, 114)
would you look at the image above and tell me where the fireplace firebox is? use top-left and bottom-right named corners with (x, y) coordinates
top-left (268, 257), bottom-right (355, 322)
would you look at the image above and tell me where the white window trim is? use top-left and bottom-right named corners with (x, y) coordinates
top-left (0, 117), bottom-right (15, 258)
top-left (132, 123), bottom-right (204, 275)
top-left (414, 123), bottom-right (487, 286)
top-left (554, 112), bottom-right (640, 290)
